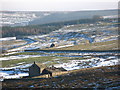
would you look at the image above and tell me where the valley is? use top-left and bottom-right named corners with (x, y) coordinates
top-left (0, 10), bottom-right (119, 89)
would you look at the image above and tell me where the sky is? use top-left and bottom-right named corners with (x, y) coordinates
top-left (0, 0), bottom-right (119, 11)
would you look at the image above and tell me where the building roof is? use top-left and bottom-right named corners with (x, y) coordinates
top-left (29, 62), bottom-right (40, 69)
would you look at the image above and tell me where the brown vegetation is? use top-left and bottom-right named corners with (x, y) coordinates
top-left (2, 65), bottom-right (120, 89)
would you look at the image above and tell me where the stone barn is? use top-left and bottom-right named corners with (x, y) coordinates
top-left (42, 69), bottom-right (52, 78)
top-left (41, 66), bottom-right (67, 78)
top-left (29, 62), bottom-right (40, 77)
top-left (50, 43), bottom-right (55, 48)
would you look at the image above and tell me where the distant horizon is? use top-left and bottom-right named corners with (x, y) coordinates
top-left (0, 8), bottom-right (118, 12)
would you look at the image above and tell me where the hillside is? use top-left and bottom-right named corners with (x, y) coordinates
top-left (2, 17), bottom-right (117, 38)
top-left (29, 9), bottom-right (118, 25)
top-left (1, 9), bottom-right (118, 27)
top-left (2, 65), bottom-right (120, 89)
top-left (1, 9), bottom-right (118, 38)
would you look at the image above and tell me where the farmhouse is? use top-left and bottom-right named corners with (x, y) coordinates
top-left (29, 62), bottom-right (67, 78)
top-left (29, 62), bottom-right (41, 77)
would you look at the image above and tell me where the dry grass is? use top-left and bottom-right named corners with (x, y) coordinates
top-left (44, 40), bottom-right (119, 50)
top-left (1, 40), bottom-right (26, 47)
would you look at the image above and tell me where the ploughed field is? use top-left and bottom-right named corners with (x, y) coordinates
top-left (2, 65), bottom-right (120, 89)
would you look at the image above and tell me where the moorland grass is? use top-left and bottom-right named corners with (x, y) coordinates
top-left (42, 40), bottom-right (118, 50)
top-left (2, 65), bottom-right (120, 88)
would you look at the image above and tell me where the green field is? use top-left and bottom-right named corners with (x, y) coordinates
top-left (1, 56), bottom-right (54, 67)
top-left (1, 55), bottom-right (87, 68)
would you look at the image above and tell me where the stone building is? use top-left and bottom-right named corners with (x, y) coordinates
top-left (42, 69), bottom-right (52, 77)
top-left (29, 62), bottom-right (40, 77)
top-left (50, 43), bottom-right (55, 48)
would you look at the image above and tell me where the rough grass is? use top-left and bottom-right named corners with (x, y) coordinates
top-left (12, 52), bottom-right (43, 56)
top-left (1, 40), bottom-right (27, 50)
top-left (0, 52), bottom-right (43, 57)
top-left (2, 65), bottom-right (120, 88)
top-left (1, 40), bottom-right (26, 45)
top-left (44, 40), bottom-right (119, 50)
top-left (1, 56), bottom-right (56, 68)
top-left (1, 53), bottom-right (87, 68)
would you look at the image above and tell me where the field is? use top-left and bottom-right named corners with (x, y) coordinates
top-left (43, 40), bottom-right (119, 50)
top-left (1, 56), bottom-right (56, 68)
top-left (1, 40), bottom-right (27, 51)
top-left (1, 54), bottom-right (87, 68)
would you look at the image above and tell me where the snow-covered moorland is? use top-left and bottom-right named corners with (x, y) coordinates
top-left (54, 56), bottom-right (119, 71)
top-left (0, 63), bottom-right (32, 81)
